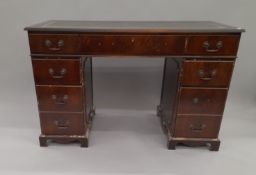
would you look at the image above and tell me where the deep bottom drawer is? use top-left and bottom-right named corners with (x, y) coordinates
top-left (40, 112), bottom-right (85, 135)
top-left (174, 115), bottom-right (221, 138)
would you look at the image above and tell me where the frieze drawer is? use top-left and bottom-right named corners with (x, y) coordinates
top-left (29, 34), bottom-right (80, 54)
top-left (186, 35), bottom-right (240, 56)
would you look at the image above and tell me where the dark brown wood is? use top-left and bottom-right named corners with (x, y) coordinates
top-left (181, 60), bottom-right (234, 87)
top-left (27, 33), bottom-right (241, 56)
top-left (186, 35), bottom-right (240, 56)
top-left (29, 34), bottom-right (80, 54)
top-left (25, 20), bottom-right (244, 150)
top-left (36, 85), bottom-right (84, 112)
top-left (159, 57), bottom-right (234, 150)
top-left (32, 59), bottom-right (82, 85)
top-left (177, 88), bottom-right (227, 115)
top-left (40, 112), bottom-right (85, 135)
top-left (174, 115), bottom-right (221, 138)
top-left (80, 35), bottom-right (186, 55)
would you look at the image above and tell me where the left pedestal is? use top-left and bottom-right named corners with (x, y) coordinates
top-left (30, 55), bottom-right (94, 147)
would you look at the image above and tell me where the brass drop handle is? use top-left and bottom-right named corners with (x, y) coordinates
top-left (54, 120), bottom-right (70, 129)
top-left (203, 41), bottom-right (223, 53)
top-left (198, 69), bottom-right (217, 81)
top-left (48, 68), bottom-right (67, 79)
top-left (192, 97), bottom-right (199, 104)
top-left (190, 123), bottom-right (206, 132)
top-left (192, 97), bottom-right (211, 104)
top-left (45, 39), bottom-right (64, 51)
top-left (51, 94), bottom-right (69, 105)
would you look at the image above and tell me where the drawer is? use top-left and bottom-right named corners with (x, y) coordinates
top-left (186, 35), bottom-right (240, 56)
top-left (181, 60), bottom-right (234, 87)
top-left (177, 88), bottom-right (227, 115)
top-left (40, 112), bottom-right (85, 135)
top-left (32, 59), bottom-right (82, 85)
top-left (174, 115), bottom-right (221, 138)
top-left (80, 35), bottom-right (186, 55)
top-left (36, 86), bottom-right (84, 112)
top-left (29, 34), bottom-right (80, 54)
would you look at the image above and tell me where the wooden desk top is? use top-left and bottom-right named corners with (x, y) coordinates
top-left (25, 20), bottom-right (244, 33)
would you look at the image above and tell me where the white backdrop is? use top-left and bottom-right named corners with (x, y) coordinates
top-left (0, 1), bottom-right (255, 175)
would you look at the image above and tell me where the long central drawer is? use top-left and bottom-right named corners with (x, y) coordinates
top-left (80, 35), bottom-right (186, 55)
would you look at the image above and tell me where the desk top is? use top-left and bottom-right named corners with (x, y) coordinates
top-left (25, 20), bottom-right (244, 33)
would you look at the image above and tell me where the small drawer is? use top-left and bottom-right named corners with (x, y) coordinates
top-left (36, 86), bottom-right (84, 112)
top-left (174, 115), bottom-right (221, 138)
top-left (181, 60), bottom-right (234, 87)
top-left (29, 34), bottom-right (80, 54)
top-left (40, 112), bottom-right (85, 135)
top-left (80, 35), bottom-right (186, 55)
top-left (177, 88), bottom-right (227, 115)
top-left (32, 59), bottom-right (82, 85)
top-left (186, 35), bottom-right (240, 56)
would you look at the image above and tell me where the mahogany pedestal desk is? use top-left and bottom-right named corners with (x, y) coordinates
top-left (25, 21), bottom-right (244, 151)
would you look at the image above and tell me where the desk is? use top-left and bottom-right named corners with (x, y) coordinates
top-left (25, 20), bottom-right (244, 151)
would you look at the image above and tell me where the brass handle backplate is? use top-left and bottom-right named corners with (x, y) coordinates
top-left (198, 69), bottom-right (217, 81)
top-left (48, 68), bottom-right (67, 79)
top-left (45, 39), bottom-right (64, 51)
top-left (192, 97), bottom-right (199, 104)
top-left (192, 97), bottom-right (211, 104)
top-left (203, 41), bottom-right (223, 53)
top-left (54, 120), bottom-right (70, 129)
top-left (51, 94), bottom-right (69, 105)
top-left (190, 123), bottom-right (206, 132)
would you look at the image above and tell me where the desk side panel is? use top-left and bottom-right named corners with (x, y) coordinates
top-left (83, 57), bottom-right (94, 122)
top-left (160, 58), bottom-right (181, 134)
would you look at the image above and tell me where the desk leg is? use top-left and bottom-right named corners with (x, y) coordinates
top-left (168, 137), bottom-right (221, 151)
top-left (39, 135), bottom-right (48, 147)
top-left (39, 135), bottom-right (88, 148)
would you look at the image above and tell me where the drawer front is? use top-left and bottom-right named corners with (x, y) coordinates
top-left (81, 35), bottom-right (186, 55)
top-left (36, 86), bottom-right (84, 112)
top-left (32, 59), bottom-right (82, 85)
top-left (186, 35), bottom-right (240, 56)
top-left (174, 115), bottom-right (221, 138)
top-left (177, 88), bottom-right (227, 115)
top-left (181, 60), bottom-right (234, 87)
top-left (29, 34), bottom-right (80, 54)
top-left (40, 112), bottom-right (85, 135)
